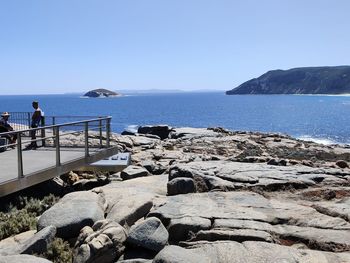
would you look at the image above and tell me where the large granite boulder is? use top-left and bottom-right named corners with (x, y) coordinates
top-left (105, 188), bottom-right (154, 228)
top-left (37, 191), bottom-right (106, 238)
top-left (127, 217), bottom-right (168, 252)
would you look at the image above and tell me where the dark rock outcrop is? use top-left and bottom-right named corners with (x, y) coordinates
top-left (84, 89), bottom-right (120, 98)
top-left (226, 66), bottom-right (350, 94)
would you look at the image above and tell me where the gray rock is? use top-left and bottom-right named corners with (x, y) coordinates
top-left (138, 125), bottom-right (172, 140)
top-left (21, 225), bottom-right (56, 254)
top-left (141, 160), bottom-right (157, 173)
top-left (213, 219), bottom-right (273, 232)
top-left (153, 245), bottom-right (211, 263)
top-left (127, 217), bottom-right (168, 252)
top-left (167, 217), bottom-right (211, 241)
top-left (120, 247), bottom-right (156, 261)
top-left (38, 191), bottom-right (105, 238)
top-left (190, 229), bottom-right (273, 243)
top-left (167, 178), bottom-right (196, 195)
top-left (149, 191), bottom-right (350, 252)
top-left (169, 127), bottom-right (220, 139)
top-left (105, 188), bottom-right (154, 227)
top-left (336, 160), bottom-right (349, 168)
top-left (73, 178), bottom-right (109, 191)
top-left (0, 226), bottom-right (56, 256)
top-left (186, 241), bottom-right (350, 263)
top-left (74, 220), bottom-right (127, 263)
top-left (121, 166), bottom-right (150, 180)
top-left (168, 161), bottom-right (344, 192)
top-left (0, 230), bottom-right (36, 256)
top-left (130, 136), bottom-right (160, 147)
top-left (142, 161), bottom-right (166, 175)
top-left (0, 254), bottom-right (53, 263)
top-left (277, 225), bottom-right (350, 252)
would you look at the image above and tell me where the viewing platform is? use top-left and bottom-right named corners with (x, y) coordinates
top-left (0, 114), bottom-right (119, 197)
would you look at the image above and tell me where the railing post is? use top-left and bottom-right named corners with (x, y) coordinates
top-left (106, 118), bottom-right (111, 148)
top-left (52, 117), bottom-right (56, 147)
top-left (85, 122), bottom-right (89, 157)
top-left (41, 116), bottom-right (46, 147)
top-left (99, 118), bottom-right (103, 148)
top-left (55, 126), bottom-right (61, 167)
top-left (27, 112), bottom-right (31, 131)
top-left (17, 133), bottom-right (23, 178)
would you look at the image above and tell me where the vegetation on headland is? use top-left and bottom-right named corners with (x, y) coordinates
top-left (226, 66), bottom-right (350, 95)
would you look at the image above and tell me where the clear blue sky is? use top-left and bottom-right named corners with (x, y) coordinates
top-left (0, 0), bottom-right (349, 95)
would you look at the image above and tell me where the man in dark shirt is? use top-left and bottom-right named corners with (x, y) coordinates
top-left (26, 101), bottom-right (43, 149)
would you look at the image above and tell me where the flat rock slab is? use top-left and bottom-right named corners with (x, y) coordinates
top-left (169, 127), bottom-right (220, 139)
top-left (186, 241), bottom-right (350, 263)
top-left (153, 245), bottom-right (211, 263)
top-left (149, 191), bottom-right (350, 251)
top-left (37, 191), bottom-right (105, 239)
top-left (170, 161), bottom-right (348, 191)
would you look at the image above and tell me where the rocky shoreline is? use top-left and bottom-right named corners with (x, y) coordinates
top-left (1, 125), bottom-right (350, 262)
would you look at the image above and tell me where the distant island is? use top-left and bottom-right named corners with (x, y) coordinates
top-left (226, 66), bottom-right (350, 95)
top-left (84, 89), bottom-right (120, 98)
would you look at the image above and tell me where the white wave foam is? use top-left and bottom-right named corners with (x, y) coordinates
top-left (297, 135), bottom-right (337, 145)
top-left (124, 124), bottom-right (139, 133)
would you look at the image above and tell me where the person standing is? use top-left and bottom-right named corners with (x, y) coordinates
top-left (26, 101), bottom-right (43, 149)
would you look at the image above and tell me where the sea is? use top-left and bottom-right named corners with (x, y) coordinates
top-left (1, 92), bottom-right (350, 145)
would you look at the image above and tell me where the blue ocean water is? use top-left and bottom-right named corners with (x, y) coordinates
top-left (1, 92), bottom-right (350, 144)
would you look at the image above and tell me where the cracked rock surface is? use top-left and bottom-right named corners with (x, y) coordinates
top-left (29, 127), bottom-right (350, 262)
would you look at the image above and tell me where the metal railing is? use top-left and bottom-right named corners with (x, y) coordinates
top-left (0, 116), bottom-right (112, 179)
top-left (6, 112), bottom-right (107, 130)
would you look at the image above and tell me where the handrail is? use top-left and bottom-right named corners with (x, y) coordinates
top-left (0, 116), bottom-right (111, 136)
top-left (0, 116), bottom-right (112, 180)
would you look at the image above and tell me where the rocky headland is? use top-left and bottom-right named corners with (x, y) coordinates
top-left (1, 125), bottom-right (350, 262)
top-left (226, 66), bottom-right (350, 94)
